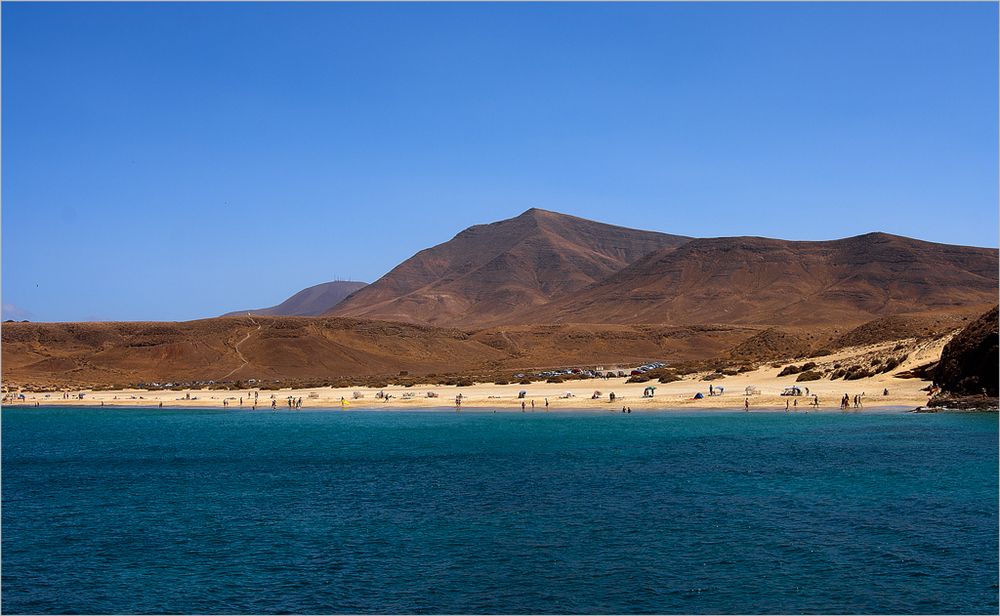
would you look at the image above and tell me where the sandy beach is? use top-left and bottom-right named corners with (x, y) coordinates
top-left (5, 337), bottom-right (948, 412)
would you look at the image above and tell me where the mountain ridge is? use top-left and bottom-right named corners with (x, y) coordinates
top-left (529, 231), bottom-right (998, 326)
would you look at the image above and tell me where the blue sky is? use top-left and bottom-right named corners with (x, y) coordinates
top-left (3, 2), bottom-right (997, 322)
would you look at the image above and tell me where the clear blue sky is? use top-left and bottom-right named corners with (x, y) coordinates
top-left (3, 2), bottom-right (997, 322)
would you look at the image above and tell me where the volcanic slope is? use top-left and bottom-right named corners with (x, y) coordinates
top-left (534, 233), bottom-right (999, 327)
top-left (329, 208), bottom-right (690, 327)
top-left (1, 317), bottom-right (507, 386)
top-left (224, 281), bottom-right (367, 317)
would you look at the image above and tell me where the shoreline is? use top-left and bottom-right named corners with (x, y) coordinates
top-left (2, 377), bottom-right (936, 414)
top-left (4, 403), bottom-right (940, 414)
top-left (4, 337), bottom-right (960, 412)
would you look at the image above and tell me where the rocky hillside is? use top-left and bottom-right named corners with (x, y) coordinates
top-left (929, 306), bottom-right (998, 408)
top-left (532, 233), bottom-right (998, 327)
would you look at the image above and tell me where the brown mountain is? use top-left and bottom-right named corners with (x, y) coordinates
top-left (328, 208), bottom-right (690, 327)
top-left (223, 281), bottom-right (367, 317)
top-left (534, 233), bottom-right (998, 326)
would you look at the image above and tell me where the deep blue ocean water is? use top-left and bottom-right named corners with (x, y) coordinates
top-left (2, 407), bottom-right (997, 614)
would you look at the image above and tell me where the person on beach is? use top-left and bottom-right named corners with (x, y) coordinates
top-left (271, 399), bottom-right (276, 410)
top-left (883, 388), bottom-right (889, 396)
top-left (793, 398), bottom-right (798, 408)
top-left (240, 397), bottom-right (243, 406)
top-left (812, 394), bottom-right (819, 408)
top-left (785, 399), bottom-right (789, 412)
top-left (522, 401), bottom-right (526, 411)
top-left (545, 398), bottom-right (549, 409)
top-left (709, 384), bottom-right (714, 396)
top-left (159, 402), bottom-right (162, 408)
top-left (744, 397), bottom-right (749, 412)
top-left (531, 399), bottom-right (535, 410)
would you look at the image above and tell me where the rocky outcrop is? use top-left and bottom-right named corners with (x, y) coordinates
top-left (928, 306), bottom-right (998, 409)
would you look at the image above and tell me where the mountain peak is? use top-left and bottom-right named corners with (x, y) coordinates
top-left (514, 207), bottom-right (564, 224)
top-left (330, 210), bottom-right (690, 327)
top-left (518, 207), bottom-right (555, 217)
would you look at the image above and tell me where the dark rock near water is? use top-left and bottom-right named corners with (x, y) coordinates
top-left (924, 393), bottom-right (999, 411)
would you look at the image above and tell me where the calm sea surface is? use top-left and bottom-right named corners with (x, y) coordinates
top-left (2, 407), bottom-right (997, 614)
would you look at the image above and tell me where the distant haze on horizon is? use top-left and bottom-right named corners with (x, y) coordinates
top-left (2, 2), bottom-right (997, 322)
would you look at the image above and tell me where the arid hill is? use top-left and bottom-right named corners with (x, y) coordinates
top-left (470, 323), bottom-right (755, 370)
top-left (329, 208), bottom-right (690, 327)
top-left (533, 233), bottom-right (998, 327)
top-left (830, 314), bottom-right (968, 350)
top-left (1, 312), bottom-right (986, 390)
top-left (1, 317), bottom-right (505, 387)
top-left (2, 317), bottom-right (760, 388)
top-left (223, 281), bottom-right (367, 317)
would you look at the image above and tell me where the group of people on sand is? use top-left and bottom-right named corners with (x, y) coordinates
top-left (782, 396), bottom-right (817, 411)
top-left (226, 393), bottom-right (293, 411)
top-left (773, 394), bottom-right (820, 411)
top-left (518, 398), bottom-right (552, 411)
top-left (841, 393), bottom-right (866, 410)
top-left (221, 391), bottom-right (262, 409)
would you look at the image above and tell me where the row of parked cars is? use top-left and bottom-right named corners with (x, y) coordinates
top-left (630, 361), bottom-right (666, 375)
top-left (513, 361), bottom-right (665, 381)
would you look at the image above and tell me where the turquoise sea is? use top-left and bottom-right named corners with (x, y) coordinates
top-left (2, 407), bottom-right (997, 614)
